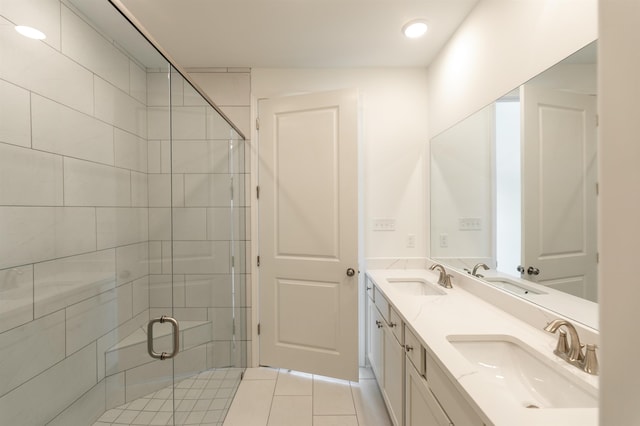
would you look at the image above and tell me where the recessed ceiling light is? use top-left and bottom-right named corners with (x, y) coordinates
top-left (402, 20), bottom-right (428, 39)
top-left (15, 25), bottom-right (46, 40)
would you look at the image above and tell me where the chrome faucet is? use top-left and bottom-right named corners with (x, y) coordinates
top-left (471, 263), bottom-right (489, 278)
top-left (544, 319), bottom-right (598, 375)
top-left (429, 263), bottom-right (453, 289)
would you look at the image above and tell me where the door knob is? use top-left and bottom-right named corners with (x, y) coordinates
top-left (346, 268), bottom-right (356, 277)
top-left (517, 265), bottom-right (525, 274)
top-left (527, 266), bottom-right (540, 276)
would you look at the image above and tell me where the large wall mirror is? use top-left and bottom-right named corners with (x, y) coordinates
top-left (430, 41), bottom-right (598, 329)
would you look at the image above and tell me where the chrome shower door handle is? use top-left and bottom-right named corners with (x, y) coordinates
top-left (147, 316), bottom-right (180, 360)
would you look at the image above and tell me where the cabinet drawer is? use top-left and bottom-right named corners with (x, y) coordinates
top-left (426, 352), bottom-right (485, 426)
top-left (373, 286), bottom-right (390, 323)
top-left (404, 326), bottom-right (424, 376)
top-left (389, 306), bottom-right (403, 344)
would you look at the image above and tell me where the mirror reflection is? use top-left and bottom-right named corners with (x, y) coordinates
top-left (430, 42), bottom-right (597, 324)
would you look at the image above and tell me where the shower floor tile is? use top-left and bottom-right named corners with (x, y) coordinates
top-left (93, 368), bottom-right (243, 426)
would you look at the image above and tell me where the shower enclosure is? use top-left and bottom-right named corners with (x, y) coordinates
top-left (0, 0), bottom-right (248, 424)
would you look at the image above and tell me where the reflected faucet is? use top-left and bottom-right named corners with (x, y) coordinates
top-left (471, 263), bottom-right (489, 278)
top-left (429, 263), bottom-right (453, 289)
top-left (544, 319), bottom-right (598, 375)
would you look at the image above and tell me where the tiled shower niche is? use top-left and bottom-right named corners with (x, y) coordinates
top-left (0, 0), bottom-right (249, 424)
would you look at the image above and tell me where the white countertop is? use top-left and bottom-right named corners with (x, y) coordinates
top-left (366, 268), bottom-right (599, 426)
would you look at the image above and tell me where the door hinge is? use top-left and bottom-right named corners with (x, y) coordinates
top-left (596, 182), bottom-right (599, 195)
top-left (597, 252), bottom-right (600, 263)
top-left (257, 323), bottom-right (261, 335)
top-left (256, 118), bottom-right (260, 130)
top-left (596, 114), bottom-right (599, 127)
top-left (257, 256), bottom-right (260, 267)
top-left (231, 256), bottom-right (235, 268)
top-left (256, 185), bottom-right (260, 199)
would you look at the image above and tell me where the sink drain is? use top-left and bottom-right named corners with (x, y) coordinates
top-left (525, 404), bottom-right (540, 409)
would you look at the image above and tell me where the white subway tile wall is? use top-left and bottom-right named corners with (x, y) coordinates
top-left (0, 0), bottom-right (250, 424)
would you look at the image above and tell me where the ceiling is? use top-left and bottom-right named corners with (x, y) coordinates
top-left (102, 0), bottom-right (479, 69)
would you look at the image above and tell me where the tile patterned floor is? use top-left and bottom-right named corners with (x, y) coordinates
top-left (93, 367), bottom-right (391, 426)
top-left (223, 367), bottom-right (392, 426)
top-left (93, 368), bottom-right (244, 426)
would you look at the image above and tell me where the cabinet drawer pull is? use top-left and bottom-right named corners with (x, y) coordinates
top-left (376, 320), bottom-right (384, 329)
top-left (405, 345), bottom-right (414, 352)
top-left (389, 321), bottom-right (397, 328)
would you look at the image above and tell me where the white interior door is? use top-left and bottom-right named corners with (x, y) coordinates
top-left (258, 89), bottom-right (359, 381)
top-left (521, 85), bottom-right (597, 300)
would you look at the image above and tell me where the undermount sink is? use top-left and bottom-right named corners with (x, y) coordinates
top-left (447, 334), bottom-right (597, 409)
top-left (386, 278), bottom-right (446, 296)
top-left (484, 276), bottom-right (546, 296)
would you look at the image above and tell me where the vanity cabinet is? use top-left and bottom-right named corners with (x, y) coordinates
top-left (366, 278), bottom-right (487, 426)
top-left (366, 282), bottom-right (403, 426)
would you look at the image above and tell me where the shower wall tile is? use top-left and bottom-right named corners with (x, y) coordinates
top-left (172, 241), bottom-right (230, 275)
top-left (184, 174), bottom-right (232, 207)
top-left (0, 80), bottom-right (30, 148)
top-left (207, 207), bottom-right (232, 241)
top-left (188, 72), bottom-right (250, 107)
top-left (172, 107), bottom-right (207, 140)
top-left (173, 174), bottom-right (186, 207)
top-left (0, 310), bottom-right (65, 396)
top-left (208, 308), bottom-right (234, 341)
top-left (105, 372), bottom-right (126, 410)
top-left (64, 158), bottom-right (131, 207)
top-left (32, 94), bottom-right (114, 165)
top-left (114, 129), bottom-right (148, 173)
top-left (61, 5), bottom-right (130, 93)
top-left (183, 80), bottom-right (209, 107)
top-left (147, 107), bottom-right (170, 139)
top-left (172, 140), bottom-right (230, 174)
top-left (146, 72), bottom-right (171, 107)
top-left (0, 206), bottom-right (96, 270)
top-left (115, 242), bottom-right (149, 286)
top-left (132, 276), bottom-right (150, 316)
top-left (0, 343), bottom-right (96, 426)
top-left (0, 265), bottom-right (33, 333)
top-left (34, 249), bottom-right (116, 318)
top-left (161, 241), bottom-right (172, 274)
top-left (96, 208), bottom-right (148, 250)
top-left (172, 208), bottom-right (207, 241)
top-left (148, 174), bottom-right (171, 207)
top-left (0, 0), bottom-right (61, 51)
top-left (47, 381), bottom-right (106, 426)
top-left (149, 274), bottom-right (174, 308)
top-left (148, 242), bottom-right (162, 274)
top-left (0, 16), bottom-right (93, 114)
top-left (131, 171), bottom-right (149, 207)
top-left (65, 284), bottom-right (132, 354)
top-left (94, 76), bottom-right (147, 139)
top-left (129, 61), bottom-right (147, 104)
top-left (221, 106), bottom-right (251, 139)
top-left (148, 208), bottom-right (171, 241)
top-left (207, 106), bottom-right (235, 140)
top-left (0, 142), bottom-right (64, 206)
top-left (185, 274), bottom-right (235, 308)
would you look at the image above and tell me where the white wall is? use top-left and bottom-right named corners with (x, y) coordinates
top-left (427, 0), bottom-right (597, 138)
top-left (599, 0), bottom-right (640, 423)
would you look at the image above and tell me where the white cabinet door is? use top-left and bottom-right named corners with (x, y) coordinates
top-left (368, 296), bottom-right (384, 382)
top-left (405, 359), bottom-right (452, 426)
top-left (384, 321), bottom-right (404, 426)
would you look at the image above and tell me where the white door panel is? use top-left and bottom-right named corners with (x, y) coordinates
top-left (258, 89), bottom-right (358, 381)
top-left (521, 85), bottom-right (597, 300)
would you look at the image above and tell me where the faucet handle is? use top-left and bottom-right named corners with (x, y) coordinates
top-left (553, 329), bottom-right (569, 357)
top-left (583, 344), bottom-right (599, 375)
